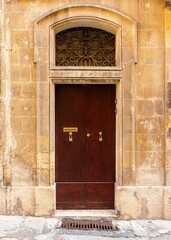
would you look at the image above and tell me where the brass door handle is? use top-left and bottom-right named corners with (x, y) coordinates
top-left (86, 133), bottom-right (91, 138)
top-left (69, 132), bottom-right (73, 142)
top-left (99, 132), bottom-right (103, 142)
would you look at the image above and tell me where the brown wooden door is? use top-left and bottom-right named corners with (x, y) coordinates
top-left (55, 84), bottom-right (116, 209)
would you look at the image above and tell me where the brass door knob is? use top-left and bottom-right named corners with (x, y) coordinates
top-left (86, 133), bottom-right (91, 137)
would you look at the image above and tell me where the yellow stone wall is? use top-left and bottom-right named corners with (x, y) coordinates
top-left (0, 0), bottom-right (170, 218)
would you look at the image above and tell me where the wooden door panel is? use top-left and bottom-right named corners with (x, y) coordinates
top-left (55, 85), bottom-right (85, 182)
top-left (101, 86), bottom-right (115, 182)
top-left (85, 85), bottom-right (115, 182)
top-left (56, 183), bottom-right (85, 209)
top-left (85, 85), bottom-right (104, 182)
top-left (85, 183), bottom-right (114, 209)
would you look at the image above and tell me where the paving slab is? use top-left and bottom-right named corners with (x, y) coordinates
top-left (131, 220), bottom-right (148, 237)
top-left (43, 218), bottom-right (62, 234)
top-left (152, 220), bottom-right (171, 235)
top-left (0, 216), bottom-right (171, 240)
top-left (0, 216), bottom-right (24, 232)
top-left (20, 217), bottom-right (45, 234)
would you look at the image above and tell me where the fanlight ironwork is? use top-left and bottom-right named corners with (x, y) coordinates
top-left (55, 27), bottom-right (115, 66)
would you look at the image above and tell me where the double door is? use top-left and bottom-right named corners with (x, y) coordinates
top-left (55, 84), bottom-right (116, 209)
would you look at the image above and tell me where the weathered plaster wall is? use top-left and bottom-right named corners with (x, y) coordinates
top-left (0, 0), bottom-right (170, 219)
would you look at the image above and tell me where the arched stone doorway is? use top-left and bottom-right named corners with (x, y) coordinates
top-left (34, 4), bottom-right (137, 213)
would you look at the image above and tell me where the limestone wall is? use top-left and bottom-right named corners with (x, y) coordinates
top-left (0, 0), bottom-right (170, 219)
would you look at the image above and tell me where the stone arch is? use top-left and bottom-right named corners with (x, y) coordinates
top-left (34, 4), bottom-right (138, 64)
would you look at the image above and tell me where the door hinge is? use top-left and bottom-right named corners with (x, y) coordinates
top-left (115, 99), bottom-right (117, 114)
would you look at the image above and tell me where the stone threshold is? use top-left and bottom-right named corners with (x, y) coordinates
top-left (54, 210), bottom-right (119, 219)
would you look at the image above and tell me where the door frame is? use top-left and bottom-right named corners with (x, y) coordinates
top-left (50, 78), bottom-right (122, 210)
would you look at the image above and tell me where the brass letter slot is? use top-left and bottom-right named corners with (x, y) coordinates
top-left (63, 127), bottom-right (78, 133)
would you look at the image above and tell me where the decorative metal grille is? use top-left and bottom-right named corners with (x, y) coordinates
top-left (56, 27), bottom-right (115, 66)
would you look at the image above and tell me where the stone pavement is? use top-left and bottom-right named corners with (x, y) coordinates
top-left (0, 216), bottom-right (171, 240)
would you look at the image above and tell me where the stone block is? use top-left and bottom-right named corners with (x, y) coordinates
top-left (11, 99), bottom-right (36, 117)
top-left (35, 187), bottom-right (55, 216)
top-left (136, 117), bottom-right (164, 134)
top-left (38, 48), bottom-right (49, 64)
top-left (11, 117), bottom-right (22, 135)
top-left (21, 117), bottom-right (36, 134)
top-left (22, 83), bottom-right (36, 99)
top-left (123, 81), bottom-right (132, 99)
top-left (9, 11), bottom-right (37, 29)
top-left (136, 64), bottom-right (164, 83)
top-left (39, 83), bottom-right (50, 100)
top-left (136, 151), bottom-right (164, 169)
top-left (38, 168), bottom-right (50, 186)
top-left (138, 31), bottom-right (150, 48)
top-left (11, 30), bottom-right (31, 48)
top-left (137, 187), bottom-right (163, 219)
top-left (123, 168), bottom-right (133, 186)
top-left (39, 100), bottom-right (49, 117)
top-left (11, 83), bottom-right (22, 98)
top-left (37, 135), bottom-right (49, 152)
top-left (13, 134), bottom-right (36, 153)
top-left (136, 134), bottom-right (164, 151)
top-left (165, 28), bottom-right (171, 48)
top-left (166, 151), bottom-right (171, 168)
top-left (116, 187), bottom-right (137, 219)
top-left (139, 47), bottom-right (164, 64)
top-left (164, 187), bottom-right (171, 220)
top-left (123, 100), bottom-right (133, 116)
top-left (0, 188), bottom-right (6, 215)
top-left (123, 134), bottom-right (132, 151)
top-left (136, 168), bottom-right (164, 186)
top-left (9, 187), bottom-right (35, 215)
top-left (139, 13), bottom-right (164, 31)
top-left (136, 100), bottom-right (153, 117)
top-left (138, 30), bottom-right (164, 48)
top-left (37, 64), bottom-right (48, 82)
top-left (122, 30), bottom-right (133, 47)
top-left (18, 48), bottom-right (34, 65)
top-left (123, 151), bottom-right (132, 169)
top-left (36, 29), bottom-right (49, 48)
top-left (122, 47), bottom-right (134, 63)
top-left (136, 100), bottom-right (164, 117)
top-left (123, 116), bottom-right (133, 134)
top-left (165, 168), bottom-right (171, 186)
top-left (10, 152), bottom-right (37, 186)
top-left (153, 100), bottom-right (164, 116)
top-left (136, 81), bottom-right (164, 99)
top-left (166, 47), bottom-right (171, 64)
top-left (11, 64), bottom-right (31, 82)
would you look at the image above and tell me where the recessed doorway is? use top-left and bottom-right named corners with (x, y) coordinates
top-left (55, 84), bottom-right (116, 209)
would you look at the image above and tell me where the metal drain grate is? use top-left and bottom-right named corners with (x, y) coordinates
top-left (60, 218), bottom-right (116, 231)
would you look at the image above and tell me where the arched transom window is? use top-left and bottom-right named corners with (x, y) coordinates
top-left (55, 27), bottom-right (116, 66)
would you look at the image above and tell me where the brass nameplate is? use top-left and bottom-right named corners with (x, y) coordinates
top-left (63, 127), bottom-right (78, 133)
